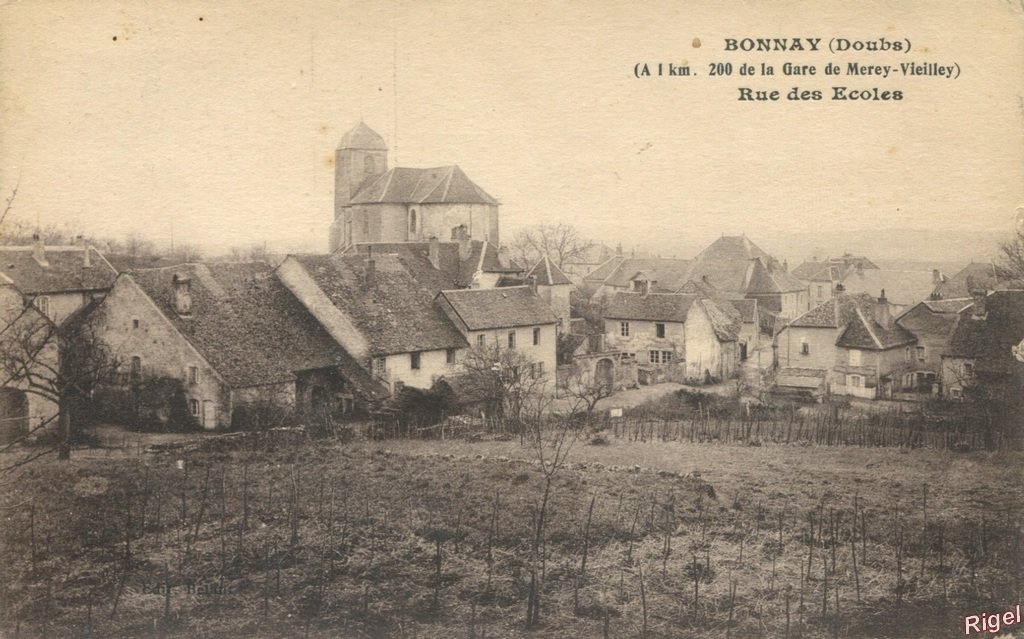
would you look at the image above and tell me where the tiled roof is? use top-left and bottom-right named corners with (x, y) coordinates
top-left (350, 165), bottom-right (498, 205)
top-left (792, 260), bottom-right (842, 282)
top-left (896, 299), bottom-right (966, 341)
top-left (129, 263), bottom-right (385, 396)
top-left (675, 278), bottom-right (718, 297)
top-left (0, 246), bottom-right (117, 295)
top-left (583, 256), bottom-right (626, 282)
top-left (841, 269), bottom-right (936, 307)
top-left (527, 256), bottom-right (572, 286)
top-left (290, 252), bottom-right (468, 355)
top-left (104, 253), bottom-right (187, 273)
top-left (836, 308), bottom-right (917, 350)
top-left (338, 121), bottom-right (388, 150)
top-left (744, 259), bottom-right (805, 294)
top-left (598, 258), bottom-right (692, 291)
top-left (921, 298), bottom-right (974, 313)
top-left (701, 298), bottom-right (742, 342)
top-left (437, 286), bottom-right (557, 331)
top-left (945, 290), bottom-right (1024, 373)
top-left (604, 292), bottom-right (697, 322)
top-left (685, 235), bottom-right (774, 292)
top-left (931, 262), bottom-right (1000, 300)
top-left (788, 293), bottom-right (876, 328)
top-left (347, 242), bottom-right (463, 286)
top-left (726, 298), bottom-right (757, 323)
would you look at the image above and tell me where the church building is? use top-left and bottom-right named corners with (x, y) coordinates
top-left (328, 122), bottom-right (501, 252)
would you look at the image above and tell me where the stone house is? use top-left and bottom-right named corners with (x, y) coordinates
top-left (831, 294), bottom-right (917, 399)
top-left (792, 261), bottom-right (845, 313)
top-left (603, 291), bottom-right (741, 383)
top-left (0, 238), bottom-right (117, 325)
top-left (435, 286), bottom-right (558, 382)
top-left (525, 256), bottom-right (573, 330)
top-left (92, 263), bottom-right (384, 430)
top-left (893, 297), bottom-right (970, 396)
top-left (329, 122), bottom-right (500, 251)
top-left (582, 256), bottom-right (692, 299)
top-left (0, 284), bottom-right (59, 442)
top-left (277, 250), bottom-right (469, 393)
top-left (741, 257), bottom-right (808, 320)
top-left (941, 289), bottom-right (1024, 401)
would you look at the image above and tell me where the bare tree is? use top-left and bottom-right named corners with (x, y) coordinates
top-left (511, 223), bottom-right (595, 270)
top-left (457, 343), bottom-right (551, 429)
top-left (0, 181), bottom-right (18, 232)
top-left (0, 304), bottom-right (117, 468)
top-left (997, 227), bottom-right (1024, 281)
top-left (560, 360), bottom-right (614, 418)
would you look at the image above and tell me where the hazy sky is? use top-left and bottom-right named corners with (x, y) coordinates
top-left (1, 0), bottom-right (1022, 261)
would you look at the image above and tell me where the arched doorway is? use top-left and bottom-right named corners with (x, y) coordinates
top-left (0, 388), bottom-right (29, 444)
top-left (595, 358), bottom-right (615, 390)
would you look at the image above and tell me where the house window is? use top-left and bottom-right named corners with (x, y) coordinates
top-left (963, 362), bottom-right (974, 377)
top-left (817, 285), bottom-right (824, 297)
top-left (800, 341), bottom-right (810, 355)
top-left (905, 347), bottom-right (912, 363)
top-left (662, 351), bottom-right (673, 363)
top-left (409, 209), bottom-right (417, 235)
top-left (620, 321), bottom-right (630, 337)
top-left (189, 399), bottom-right (199, 416)
top-left (916, 346), bottom-right (925, 361)
top-left (530, 362), bottom-right (545, 378)
top-left (188, 366), bottom-right (199, 384)
top-left (476, 334), bottom-right (486, 348)
top-left (132, 319), bottom-right (140, 329)
top-left (372, 357), bottom-right (386, 377)
top-left (508, 330), bottom-right (516, 349)
top-left (130, 356), bottom-right (142, 381)
top-left (847, 374), bottom-right (863, 388)
top-left (655, 323), bottom-right (666, 338)
top-left (849, 349), bottom-right (862, 366)
top-left (533, 327), bottom-right (541, 345)
top-left (34, 295), bottom-right (50, 317)
top-left (446, 348), bottom-right (455, 364)
top-left (410, 352), bottom-right (421, 370)
top-left (951, 388), bottom-right (962, 400)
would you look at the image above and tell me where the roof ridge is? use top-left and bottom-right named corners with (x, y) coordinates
top-left (853, 307), bottom-right (884, 349)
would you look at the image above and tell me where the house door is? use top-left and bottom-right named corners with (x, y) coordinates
top-left (202, 400), bottom-right (216, 430)
top-left (595, 358), bottom-right (615, 390)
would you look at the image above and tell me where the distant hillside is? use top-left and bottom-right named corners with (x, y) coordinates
top-left (763, 228), bottom-right (1006, 266)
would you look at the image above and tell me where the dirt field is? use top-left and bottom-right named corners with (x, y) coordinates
top-left (0, 433), bottom-right (1021, 638)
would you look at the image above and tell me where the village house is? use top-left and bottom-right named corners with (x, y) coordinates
top-left (774, 292), bottom-right (878, 396)
top-left (277, 249), bottom-right (468, 393)
top-left (582, 256), bottom-right (692, 299)
top-left (329, 122), bottom-right (500, 251)
top-left (435, 285), bottom-right (558, 381)
top-left (893, 297), bottom-right (970, 397)
top-left (0, 283), bottom-right (59, 442)
top-left (603, 289), bottom-right (741, 384)
top-left (0, 238), bottom-right (118, 325)
top-left (524, 256), bottom-right (573, 330)
top-left (941, 289), bottom-right (1024, 401)
top-left (831, 292), bottom-right (918, 399)
top-left (792, 261), bottom-right (845, 312)
top-left (741, 256), bottom-right (808, 320)
top-left (930, 262), bottom-right (1002, 300)
top-left (92, 263), bottom-right (385, 430)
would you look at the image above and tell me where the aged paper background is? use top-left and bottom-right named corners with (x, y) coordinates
top-left (1, 0), bottom-right (1021, 262)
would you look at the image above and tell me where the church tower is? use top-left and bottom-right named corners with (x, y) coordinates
top-left (330, 122), bottom-right (388, 251)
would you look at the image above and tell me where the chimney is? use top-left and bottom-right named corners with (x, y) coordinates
top-left (932, 269), bottom-right (943, 286)
top-left (497, 245), bottom-right (511, 269)
top-left (874, 289), bottom-right (892, 329)
top-left (32, 233), bottom-right (47, 266)
top-left (171, 273), bottom-right (192, 315)
top-left (83, 242), bottom-right (93, 268)
top-left (971, 289), bottom-right (987, 320)
top-left (528, 274), bottom-right (538, 294)
top-left (428, 236), bottom-right (440, 270)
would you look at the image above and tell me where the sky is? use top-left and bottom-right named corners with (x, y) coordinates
top-left (1, 0), bottom-right (1022, 263)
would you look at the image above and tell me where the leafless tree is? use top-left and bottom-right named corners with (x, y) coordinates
top-left (511, 223), bottom-right (595, 270)
top-left (457, 343), bottom-right (551, 429)
top-left (997, 228), bottom-right (1024, 281)
top-left (560, 360), bottom-right (614, 418)
top-left (0, 181), bottom-right (18, 232)
top-left (0, 304), bottom-right (117, 469)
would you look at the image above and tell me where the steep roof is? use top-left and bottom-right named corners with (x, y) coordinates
top-left (841, 269), bottom-right (936, 307)
top-left (604, 292), bottom-right (697, 322)
top-left (726, 298), bottom-right (758, 324)
top-left (945, 290), bottom-right (1024, 373)
top-left (129, 263), bottom-right (385, 395)
top-left (792, 260), bottom-right (843, 282)
top-left (931, 262), bottom-right (1001, 300)
top-left (437, 286), bottom-right (558, 331)
top-left (743, 259), bottom-right (805, 294)
top-left (675, 278), bottom-right (718, 297)
top-left (0, 246), bottom-right (117, 295)
top-left (685, 235), bottom-right (775, 292)
top-left (836, 308), bottom-right (917, 350)
top-left (788, 293), bottom-right (877, 329)
top-left (701, 298), bottom-right (742, 342)
top-left (896, 298), bottom-right (967, 342)
top-left (338, 121), bottom-right (388, 150)
top-left (289, 252), bottom-right (468, 356)
top-left (527, 256), bottom-right (572, 286)
top-left (583, 256), bottom-right (626, 282)
top-left (350, 165), bottom-right (497, 205)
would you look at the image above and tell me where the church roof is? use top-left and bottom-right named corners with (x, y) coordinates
top-left (338, 121), bottom-right (388, 151)
top-left (350, 165), bottom-right (498, 205)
